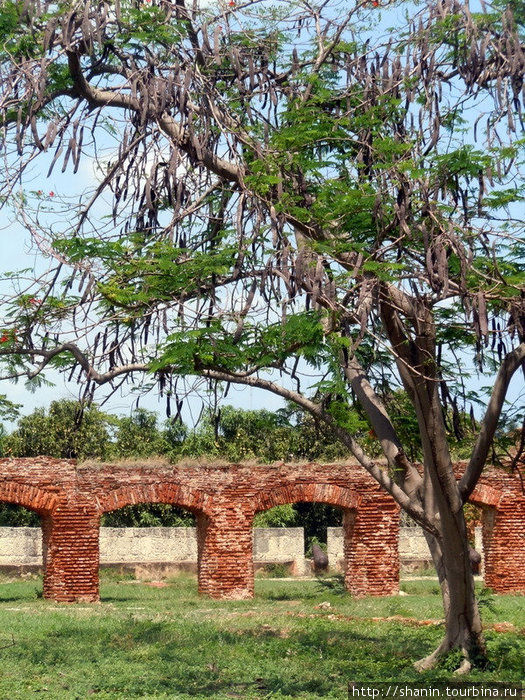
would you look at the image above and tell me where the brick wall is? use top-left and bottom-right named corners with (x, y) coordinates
top-left (0, 457), bottom-right (522, 602)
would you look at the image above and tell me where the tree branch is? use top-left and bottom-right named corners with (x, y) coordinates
top-left (0, 344), bottom-right (148, 385)
top-left (67, 52), bottom-right (140, 111)
top-left (157, 113), bottom-right (242, 183)
top-left (459, 341), bottom-right (525, 501)
top-left (342, 355), bottom-right (423, 498)
top-left (67, 51), bottom-right (242, 183)
top-left (199, 367), bottom-right (439, 536)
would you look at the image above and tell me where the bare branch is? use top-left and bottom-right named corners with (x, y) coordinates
top-left (460, 342), bottom-right (525, 501)
top-left (199, 367), bottom-right (439, 536)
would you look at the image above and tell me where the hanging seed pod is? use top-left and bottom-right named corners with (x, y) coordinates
top-left (47, 145), bottom-right (64, 176)
top-left (477, 292), bottom-right (489, 343)
top-left (213, 24), bottom-right (222, 63)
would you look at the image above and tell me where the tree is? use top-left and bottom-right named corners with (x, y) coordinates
top-left (6, 399), bottom-right (114, 459)
top-left (0, 0), bottom-right (524, 672)
top-left (114, 407), bottom-right (166, 457)
top-left (180, 404), bottom-right (351, 461)
top-left (101, 502), bottom-right (195, 527)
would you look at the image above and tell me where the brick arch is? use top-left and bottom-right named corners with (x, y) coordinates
top-left (97, 482), bottom-right (212, 516)
top-left (0, 483), bottom-right (58, 515)
top-left (253, 482), bottom-right (361, 515)
top-left (0, 457), bottom-right (521, 602)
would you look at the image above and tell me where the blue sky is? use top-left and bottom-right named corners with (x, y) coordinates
top-left (0, 142), bottom-right (288, 425)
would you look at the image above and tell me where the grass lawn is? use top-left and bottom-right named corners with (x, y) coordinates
top-left (0, 574), bottom-right (522, 699)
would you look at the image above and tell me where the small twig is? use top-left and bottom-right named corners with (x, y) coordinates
top-left (0, 633), bottom-right (16, 650)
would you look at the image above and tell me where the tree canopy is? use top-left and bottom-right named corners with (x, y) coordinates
top-left (0, 0), bottom-right (524, 672)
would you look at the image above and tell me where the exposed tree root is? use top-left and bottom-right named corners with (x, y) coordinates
top-left (413, 638), bottom-right (449, 672)
top-left (414, 637), bottom-right (485, 674)
top-left (454, 652), bottom-right (472, 676)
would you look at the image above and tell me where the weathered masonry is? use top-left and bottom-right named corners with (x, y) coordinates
top-left (0, 457), bottom-right (523, 602)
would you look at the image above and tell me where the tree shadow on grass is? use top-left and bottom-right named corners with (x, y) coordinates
top-left (0, 586), bottom-right (42, 602)
top-left (262, 590), bottom-right (317, 601)
top-left (256, 583), bottom-right (321, 602)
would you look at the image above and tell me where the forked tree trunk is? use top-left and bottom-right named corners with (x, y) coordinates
top-left (378, 295), bottom-right (487, 673)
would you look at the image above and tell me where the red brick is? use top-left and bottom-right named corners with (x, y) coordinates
top-left (0, 457), bottom-right (522, 601)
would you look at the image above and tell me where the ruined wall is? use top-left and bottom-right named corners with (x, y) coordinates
top-left (0, 527), bottom-right (43, 569)
top-left (0, 457), bottom-right (522, 602)
top-left (470, 475), bottom-right (525, 593)
top-left (327, 526), bottom-right (485, 573)
top-left (2, 525), bottom-right (485, 574)
top-left (100, 526), bottom-right (197, 565)
top-left (0, 526), bottom-right (306, 575)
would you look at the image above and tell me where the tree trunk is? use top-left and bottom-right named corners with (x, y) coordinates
top-left (379, 293), bottom-right (486, 672)
top-left (416, 508), bottom-right (486, 673)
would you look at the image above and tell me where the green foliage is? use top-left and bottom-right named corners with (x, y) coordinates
top-left (116, 3), bottom-right (186, 50)
top-left (113, 408), bottom-right (166, 459)
top-left (99, 567), bottom-right (136, 583)
top-left (180, 404), bottom-right (350, 464)
top-left (0, 503), bottom-right (39, 526)
top-left (0, 1), bottom-right (19, 44)
top-left (432, 146), bottom-right (492, 187)
top-left (46, 61), bottom-right (74, 93)
top-left (200, 405), bottom-right (291, 462)
top-left (0, 423), bottom-right (6, 458)
top-left (162, 418), bottom-right (187, 459)
top-left (0, 1), bottom-right (39, 59)
top-left (101, 504), bottom-right (194, 528)
top-left (305, 534), bottom-right (329, 558)
top-left (253, 504), bottom-right (298, 528)
top-left (301, 509), bottom-right (342, 555)
top-left (96, 242), bottom-right (239, 311)
top-left (0, 395), bottom-right (20, 423)
top-left (315, 573), bottom-right (346, 595)
top-left (153, 312), bottom-right (326, 376)
top-left (257, 562), bottom-right (290, 578)
top-left (477, 587), bottom-right (497, 615)
top-left (326, 397), bottom-right (367, 435)
top-left (5, 400), bottom-right (114, 460)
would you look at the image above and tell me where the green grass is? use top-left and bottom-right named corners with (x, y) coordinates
top-left (0, 576), bottom-right (522, 698)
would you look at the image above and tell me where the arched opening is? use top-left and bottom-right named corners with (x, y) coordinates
top-left (99, 503), bottom-right (198, 583)
top-left (252, 502), bottom-right (344, 578)
top-left (398, 511), bottom-right (434, 575)
top-left (0, 502), bottom-right (44, 598)
top-left (464, 503), bottom-right (483, 576)
top-left (252, 484), bottom-right (363, 593)
top-left (399, 502), bottom-right (485, 578)
top-left (296, 502), bottom-right (343, 569)
top-left (93, 481), bottom-right (213, 598)
top-left (252, 483), bottom-right (399, 598)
